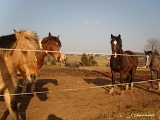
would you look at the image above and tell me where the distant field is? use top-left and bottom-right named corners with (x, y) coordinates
top-left (66, 55), bottom-right (109, 67)
top-left (45, 54), bottom-right (146, 68)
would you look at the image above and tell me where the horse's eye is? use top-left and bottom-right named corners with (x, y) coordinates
top-left (22, 51), bottom-right (27, 54)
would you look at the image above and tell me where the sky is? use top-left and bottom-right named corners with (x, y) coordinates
top-left (0, 0), bottom-right (160, 54)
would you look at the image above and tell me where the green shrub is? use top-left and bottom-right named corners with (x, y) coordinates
top-left (80, 53), bottom-right (98, 66)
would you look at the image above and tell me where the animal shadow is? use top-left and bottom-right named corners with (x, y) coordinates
top-left (84, 78), bottom-right (111, 92)
top-left (0, 78), bottom-right (58, 120)
top-left (47, 114), bottom-right (63, 120)
top-left (84, 70), bottom-right (112, 92)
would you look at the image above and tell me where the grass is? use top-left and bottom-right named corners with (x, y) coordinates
top-left (66, 55), bottom-right (109, 67)
top-left (93, 100), bottom-right (160, 120)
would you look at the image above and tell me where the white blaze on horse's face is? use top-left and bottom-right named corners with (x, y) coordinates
top-left (146, 55), bottom-right (150, 67)
top-left (113, 40), bottom-right (117, 58)
top-left (113, 40), bottom-right (117, 45)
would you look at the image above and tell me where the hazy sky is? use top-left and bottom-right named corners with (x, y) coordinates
top-left (0, 0), bottom-right (160, 54)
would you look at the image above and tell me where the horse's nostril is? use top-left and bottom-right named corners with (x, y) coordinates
top-left (30, 74), bottom-right (36, 80)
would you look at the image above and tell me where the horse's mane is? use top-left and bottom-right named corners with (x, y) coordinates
top-left (0, 34), bottom-right (17, 49)
top-left (20, 30), bottom-right (40, 50)
top-left (0, 30), bottom-right (40, 54)
top-left (41, 36), bottom-right (62, 48)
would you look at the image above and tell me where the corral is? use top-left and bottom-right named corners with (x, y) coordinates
top-left (0, 56), bottom-right (160, 120)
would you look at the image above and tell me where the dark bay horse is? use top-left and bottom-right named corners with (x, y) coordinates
top-left (109, 34), bottom-right (138, 95)
top-left (0, 30), bottom-right (40, 120)
top-left (22, 32), bottom-right (62, 94)
top-left (144, 50), bottom-right (160, 90)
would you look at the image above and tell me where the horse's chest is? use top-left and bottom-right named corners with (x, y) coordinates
top-left (110, 60), bottom-right (122, 72)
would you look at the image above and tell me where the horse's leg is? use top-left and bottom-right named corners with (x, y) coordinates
top-left (60, 60), bottom-right (62, 66)
top-left (109, 70), bottom-right (115, 95)
top-left (4, 88), bottom-right (19, 120)
top-left (31, 83), bottom-right (35, 93)
top-left (120, 71), bottom-right (124, 95)
top-left (149, 70), bottom-right (154, 90)
top-left (125, 73), bottom-right (130, 90)
top-left (22, 80), bottom-right (27, 97)
top-left (157, 71), bottom-right (160, 91)
top-left (129, 68), bottom-right (136, 90)
top-left (157, 80), bottom-right (160, 91)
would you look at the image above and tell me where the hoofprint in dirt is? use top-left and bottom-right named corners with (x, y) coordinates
top-left (0, 65), bottom-right (160, 120)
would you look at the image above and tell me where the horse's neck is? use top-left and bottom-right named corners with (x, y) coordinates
top-left (36, 51), bottom-right (47, 69)
top-left (119, 48), bottom-right (123, 54)
top-left (116, 49), bottom-right (124, 60)
top-left (37, 51), bottom-right (47, 61)
top-left (0, 56), bottom-right (17, 79)
top-left (0, 56), bottom-right (18, 92)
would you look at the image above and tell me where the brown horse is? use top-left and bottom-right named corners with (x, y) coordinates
top-left (37, 32), bottom-right (61, 69)
top-left (109, 34), bottom-right (138, 95)
top-left (0, 29), bottom-right (40, 120)
top-left (22, 32), bottom-right (62, 94)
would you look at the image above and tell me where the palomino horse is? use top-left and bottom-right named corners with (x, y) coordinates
top-left (109, 34), bottom-right (138, 95)
top-left (59, 53), bottom-right (67, 66)
top-left (144, 50), bottom-right (160, 91)
top-left (22, 32), bottom-right (61, 94)
top-left (0, 30), bottom-right (40, 120)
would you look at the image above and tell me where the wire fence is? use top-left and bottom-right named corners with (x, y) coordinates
top-left (0, 47), bottom-right (159, 97)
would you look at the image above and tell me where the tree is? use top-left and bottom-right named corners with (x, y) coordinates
top-left (79, 53), bottom-right (98, 66)
top-left (79, 53), bottom-right (89, 66)
top-left (144, 38), bottom-right (160, 52)
top-left (153, 49), bottom-right (159, 55)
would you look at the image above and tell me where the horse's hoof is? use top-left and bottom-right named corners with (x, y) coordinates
top-left (109, 89), bottom-right (114, 95)
top-left (130, 86), bottom-right (133, 90)
top-left (120, 90), bottom-right (124, 95)
top-left (125, 85), bottom-right (129, 90)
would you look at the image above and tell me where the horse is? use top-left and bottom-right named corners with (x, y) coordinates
top-left (37, 32), bottom-right (61, 69)
top-left (109, 34), bottom-right (138, 95)
top-left (0, 29), bottom-right (40, 120)
top-left (144, 50), bottom-right (160, 91)
top-left (59, 53), bottom-right (67, 66)
top-left (22, 32), bottom-right (62, 94)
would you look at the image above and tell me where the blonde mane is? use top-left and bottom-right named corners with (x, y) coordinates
top-left (20, 30), bottom-right (40, 50)
top-left (0, 30), bottom-right (40, 55)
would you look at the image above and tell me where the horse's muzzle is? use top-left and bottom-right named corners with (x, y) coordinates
top-left (27, 73), bottom-right (37, 83)
top-left (30, 74), bottom-right (36, 80)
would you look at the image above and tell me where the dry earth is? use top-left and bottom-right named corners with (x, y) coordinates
top-left (0, 65), bottom-right (160, 120)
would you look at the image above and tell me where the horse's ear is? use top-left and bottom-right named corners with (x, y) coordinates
top-left (118, 34), bottom-right (121, 39)
top-left (57, 35), bottom-right (60, 38)
top-left (111, 34), bottom-right (113, 38)
top-left (14, 29), bottom-right (23, 41)
top-left (48, 32), bottom-right (52, 38)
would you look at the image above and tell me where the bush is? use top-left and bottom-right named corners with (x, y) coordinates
top-left (80, 53), bottom-right (98, 66)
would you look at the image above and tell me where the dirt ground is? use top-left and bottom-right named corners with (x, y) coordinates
top-left (0, 65), bottom-right (160, 120)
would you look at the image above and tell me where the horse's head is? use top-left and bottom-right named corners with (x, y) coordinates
top-left (41, 32), bottom-right (61, 62)
top-left (110, 34), bottom-right (122, 58)
top-left (144, 50), bottom-right (152, 68)
top-left (13, 30), bottom-right (40, 83)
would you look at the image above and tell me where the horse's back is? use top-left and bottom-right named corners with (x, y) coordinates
top-left (124, 50), bottom-right (138, 68)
